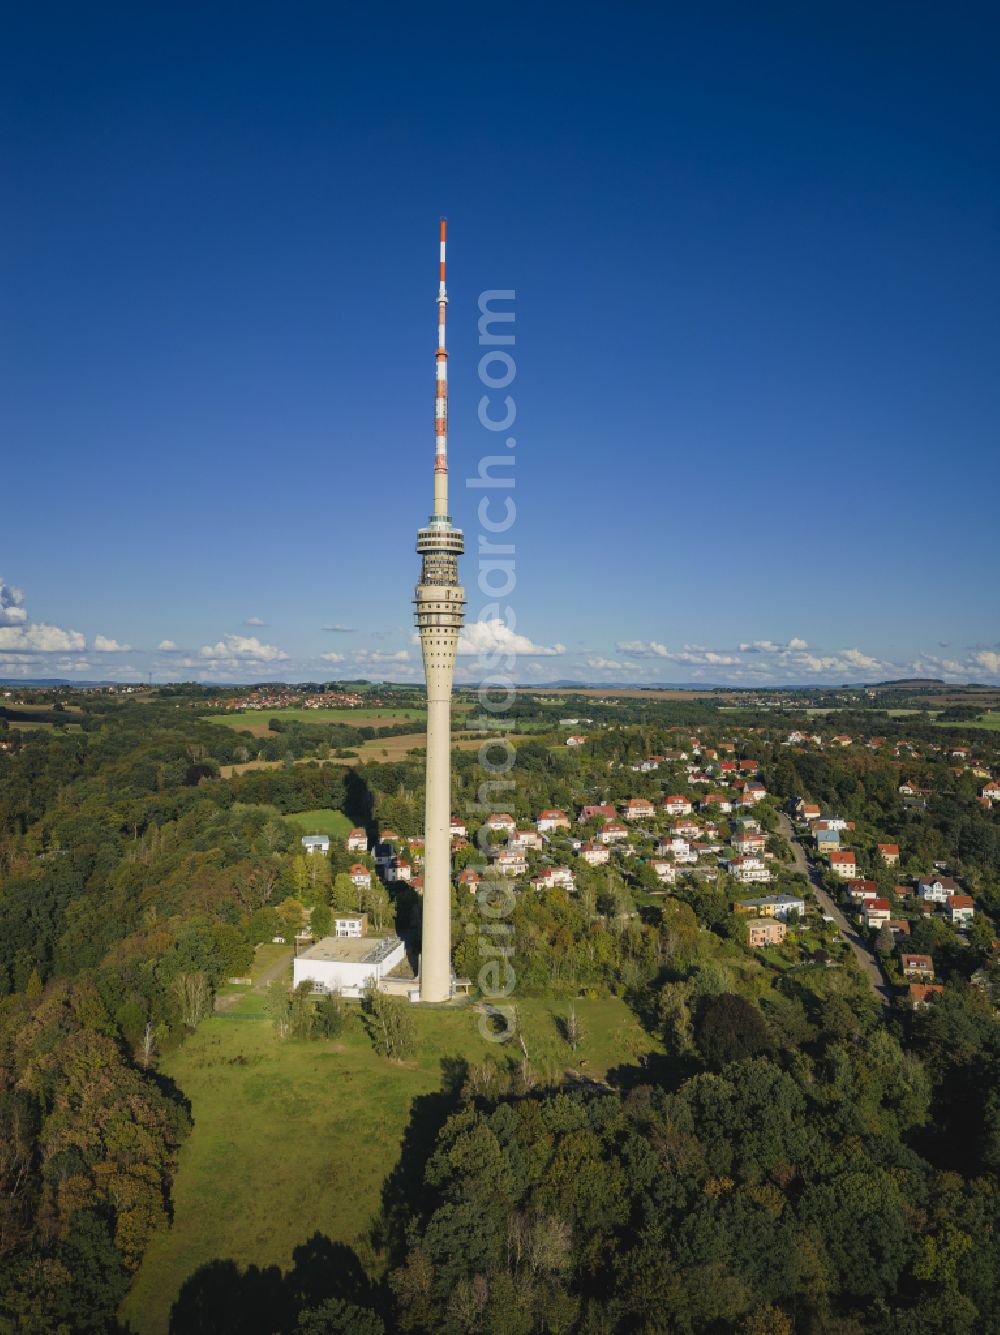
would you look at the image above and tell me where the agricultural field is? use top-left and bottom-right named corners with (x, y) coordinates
top-left (121, 971), bottom-right (655, 1335)
top-left (202, 707), bottom-right (427, 737)
top-left (934, 711), bottom-right (1000, 731)
top-left (0, 701), bottom-right (84, 730)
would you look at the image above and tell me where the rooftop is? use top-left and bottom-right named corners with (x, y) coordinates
top-left (299, 935), bottom-right (402, 965)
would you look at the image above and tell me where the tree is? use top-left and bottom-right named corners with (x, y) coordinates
top-left (695, 992), bottom-right (774, 1069)
top-left (314, 993), bottom-right (347, 1039)
top-left (172, 972), bottom-right (210, 1030)
top-left (297, 1297), bottom-right (384, 1334)
top-left (362, 982), bottom-right (415, 1060)
top-left (265, 979), bottom-right (292, 1039)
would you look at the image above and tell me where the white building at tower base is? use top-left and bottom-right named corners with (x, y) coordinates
top-left (293, 935), bottom-right (406, 997)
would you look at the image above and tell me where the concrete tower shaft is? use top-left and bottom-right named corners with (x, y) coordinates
top-left (415, 218), bottom-right (464, 1003)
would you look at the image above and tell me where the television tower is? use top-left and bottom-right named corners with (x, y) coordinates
top-left (415, 218), bottom-right (465, 1003)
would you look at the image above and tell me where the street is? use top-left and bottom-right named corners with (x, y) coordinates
top-left (778, 811), bottom-right (893, 1010)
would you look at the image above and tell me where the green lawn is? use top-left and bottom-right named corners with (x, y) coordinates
top-left (283, 809), bottom-right (354, 841)
top-left (121, 977), bottom-right (655, 1335)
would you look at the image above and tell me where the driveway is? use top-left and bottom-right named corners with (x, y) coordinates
top-left (778, 811), bottom-right (892, 1010)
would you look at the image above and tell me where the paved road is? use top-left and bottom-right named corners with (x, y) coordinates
top-left (778, 811), bottom-right (893, 1010)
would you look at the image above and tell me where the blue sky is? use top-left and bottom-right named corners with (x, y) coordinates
top-left (2, 2), bottom-right (998, 685)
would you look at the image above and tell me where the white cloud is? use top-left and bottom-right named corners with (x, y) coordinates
top-left (243, 616), bottom-right (266, 627)
top-left (458, 619), bottom-right (565, 657)
top-left (616, 639), bottom-right (671, 658)
top-left (0, 623), bottom-right (87, 653)
top-left (586, 656), bottom-right (624, 670)
top-left (616, 640), bottom-right (740, 667)
top-left (199, 634), bottom-right (290, 663)
top-left (319, 651), bottom-right (345, 664)
top-left (157, 639), bottom-right (180, 652)
top-left (323, 624), bottom-right (355, 633)
top-left (93, 634), bottom-right (133, 653)
top-left (839, 647), bottom-right (885, 671)
top-left (970, 649), bottom-right (1000, 677)
top-left (357, 649), bottom-right (411, 664)
top-left (0, 579), bottom-right (27, 627)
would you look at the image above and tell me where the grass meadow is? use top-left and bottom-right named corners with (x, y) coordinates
top-left (282, 808), bottom-right (355, 841)
top-left (121, 957), bottom-right (655, 1335)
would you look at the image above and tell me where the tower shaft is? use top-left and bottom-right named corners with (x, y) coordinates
top-left (416, 218), bottom-right (464, 1003)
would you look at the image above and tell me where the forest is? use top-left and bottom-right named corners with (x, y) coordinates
top-left (0, 688), bottom-right (997, 1333)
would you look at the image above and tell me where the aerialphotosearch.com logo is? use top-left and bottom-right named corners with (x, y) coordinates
top-left (466, 288), bottom-right (518, 1045)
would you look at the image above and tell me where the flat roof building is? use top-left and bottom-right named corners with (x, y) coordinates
top-left (293, 934), bottom-right (406, 997)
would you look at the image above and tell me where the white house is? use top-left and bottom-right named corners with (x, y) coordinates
top-left (301, 834), bottom-right (330, 855)
top-left (493, 849), bottom-right (527, 876)
top-left (537, 809), bottom-right (570, 832)
top-left (580, 841), bottom-right (610, 866)
top-left (511, 829), bottom-right (544, 852)
top-left (918, 875), bottom-right (960, 904)
top-left (349, 863), bottom-right (372, 891)
top-left (728, 856), bottom-right (772, 884)
top-left (346, 828), bottom-right (368, 853)
top-left (292, 935), bottom-right (406, 998)
top-left (947, 894), bottom-right (975, 926)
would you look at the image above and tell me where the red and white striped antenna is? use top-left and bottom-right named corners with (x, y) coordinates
top-left (433, 217), bottom-right (448, 517)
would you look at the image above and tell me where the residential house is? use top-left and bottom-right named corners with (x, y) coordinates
top-left (735, 894), bottom-right (805, 920)
top-left (596, 822), bottom-right (629, 845)
top-left (650, 859), bottom-right (677, 884)
top-left (864, 898), bottom-right (891, 929)
top-left (918, 874), bottom-right (961, 904)
top-left (901, 954), bottom-right (934, 981)
top-left (457, 869), bottom-right (480, 893)
top-left (349, 864), bottom-right (372, 891)
top-left (580, 803), bottom-right (616, 823)
top-left (531, 866), bottom-right (576, 892)
top-left (728, 855), bottom-right (772, 884)
top-left (580, 841), bottom-right (610, 866)
top-left (847, 879), bottom-right (879, 902)
top-left (537, 809), bottom-right (570, 832)
top-left (908, 983), bottom-right (944, 1008)
top-left (830, 850), bottom-right (857, 879)
top-left (747, 918), bottom-right (787, 948)
top-left (346, 828), bottom-right (368, 853)
top-left (450, 818), bottom-right (468, 838)
top-left (486, 813), bottom-right (517, 835)
top-left (301, 834), bottom-right (330, 856)
top-left (877, 843), bottom-right (900, 866)
top-left (623, 798), bottom-right (656, 822)
top-left (947, 894), bottom-right (975, 927)
top-left (702, 794), bottom-right (732, 813)
top-left (333, 913), bottom-right (367, 939)
top-left (732, 832), bottom-right (766, 855)
top-left (662, 795), bottom-right (694, 816)
top-left (510, 829), bottom-right (543, 852)
top-left (493, 849), bottom-right (527, 877)
top-left (566, 735), bottom-right (586, 747)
